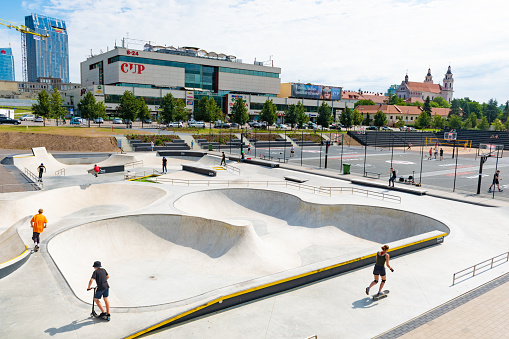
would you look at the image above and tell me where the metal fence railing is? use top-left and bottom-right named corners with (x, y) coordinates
top-left (55, 168), bottom-right (65, 176)
top-left (23, 168), bottom-right (43, 189)
top-left (140, 178), bottom-right (401, 203)
top-left (213, 159), bottom-right (241, 175)
top-left (124, 169), bottom-right (159, 180)
top-left (452, 252), bottom-right (509, 285)
top-left (125, 160), bottom-right (143, 169)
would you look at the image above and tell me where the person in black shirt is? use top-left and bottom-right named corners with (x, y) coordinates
top-left (162, 156), bottom-right (167, 173)
top-left (488, 170), bottom-right (503, 192)
top-left (221, 152), bottom-right (226, 166)
top-left (388, 167), bottom-right (396, 187)
top-left (87, 261), bottom-right (110, 318)
top-left (37, 163), bottom-right (46, 182)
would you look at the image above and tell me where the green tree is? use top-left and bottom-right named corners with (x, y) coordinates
top-left (50, 88), bottom-right (67, 126)
top-left (354, 99), bottom-right (376, 108)
top-left (373, 110), bottom-right (388, 128)
top-left (316, 102), bottom-right (333, 127)
top-left (415, 110), bottom-right (431, 129)
top-left (505, 117), bottom-right (509, 130)
top-left (423, 96), bottom-right (432, 116)
top-left (491, 118), bottom-right (505, 131)
top-left (174, 99), bottom-right (188, 122)
top-left (447, 114), bottom-right (462, 129)
top-left (138, 98), bottom-right (151, 128)
top-left (432, 97), bottom-right (451, 108)
top-left (502, 100), bottom-right (509, 122)
top-left (484, 98), bottom-right (501, 124)
top-left (295, 102), bottom-right (308, 128)
top-left (395, 119), bottom-right (405, 128)
top-left (260, 99), bottom-right (278, 127)
top-left (32, 90), bottom-right (51, 127)
top-left (363, 113), bottom-right (371, 126)
top-left (159, 93), bottom-right (177, 124)
top-left (78, 91), bottom-right (106, 127)
top-left (431, 114), bottom-right (445, 129)
top-left (467, 112), bottom-right (477, 129)
top-left (194, 96), bottom-right (209, 122)
top-left (449, 99), bottom-right (462, 117)
top-left (477, 116), bottom-right (489, 130)
top-left (116, 90), bottom-right (139, 126)
top-left (352, 109), bottom-right (363, 126)
top-left (284, 104), bottom-right (297, 128)
top-left (231, 97), bottom-right (249, 125)
top-left (340, 106), bottom-right (353, 129)
top-left (462, 118), bottom-right (472, 129)
top-left (387, 94), bottom-right (405, 105)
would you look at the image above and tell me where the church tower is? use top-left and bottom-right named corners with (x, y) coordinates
top-left (442, 66), bottom-right (454, 103)
top-left (424, 68), bottom-right (433, 83)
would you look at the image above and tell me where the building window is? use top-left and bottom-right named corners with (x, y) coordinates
top-left (390, 116), bottom-right (393, 119)
top-left (410, 117), bottom-right (413, 120)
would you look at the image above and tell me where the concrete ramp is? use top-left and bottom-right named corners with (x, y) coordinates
top-left (97, 154), bottom-right (135, 167)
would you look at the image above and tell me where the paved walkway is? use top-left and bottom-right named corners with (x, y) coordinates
top-left (376, 272), bottom-right (509, 339)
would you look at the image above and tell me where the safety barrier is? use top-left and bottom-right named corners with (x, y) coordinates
top-left (23, 168), bottom-right (43, 189)
top-left (124, 160), bottom-right (144, 169)
top-left (452, 252), bottom-right (509, 285)
top-left (146, 178), bottom-right (401, 203)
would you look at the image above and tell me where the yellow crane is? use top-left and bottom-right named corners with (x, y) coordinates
top-left (0, 18), bottom-right (49, 39)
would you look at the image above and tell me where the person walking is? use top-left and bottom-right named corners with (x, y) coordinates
top-left (488, 170), bottom-right (503, 192)
top-left (220, 152), bottom-right (226, 166)
top-left (291, 146), bottom-right (295, 157)
top-left (366, 245), bottom-right (394, 296)
top-left (37, 163), bottom-right (46, 182)
top-left (87, 261), bottom-right (110, 319)
top-left (439, 148), bottom-right (444, 161)
top-left (247, 144), bottom-right (251, 154)
top-left (162, 156), bottom-right (167, 173)
top-left (407, 143), bottom-right (412, 150)
top-left (30, 208), bottom-right (47, 252)
top-left (388, 167), bottom-right (397, 187)
top-left (428, 148), bottom-right (433, 160)
top-left (434, 147), bottom-right (438, 160)
top-left (93, 164), bottom-right (100, 177)
top-left (150, 141), bottom-right (154, 152)
top-left (191, 140), bottom-right (194, 149)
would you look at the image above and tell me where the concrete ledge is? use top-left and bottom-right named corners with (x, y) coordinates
top-left (0, 246), bottom-right (30, 280)
top-left (125, 230), bottom-right (446, 338)
top-left (158, 151), bottom-right (207, 157)
top-left (182, 164), bottom-right (217, 177)
top-left (284, 176), bottom-right (307, 183)
top-left (351, 178), bottom-right (427, 195)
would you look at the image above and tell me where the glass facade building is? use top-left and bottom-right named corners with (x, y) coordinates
top-left (0, 47), bottom-right (15, 81)
top-left (25, 13), bottom-right (69, 83)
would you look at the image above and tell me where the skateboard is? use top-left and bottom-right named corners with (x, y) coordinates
top-left (372, 290), bottom-right (390, 301)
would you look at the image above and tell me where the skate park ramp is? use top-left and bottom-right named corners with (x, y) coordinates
top-left (48, 214), bottom-right (299, 307)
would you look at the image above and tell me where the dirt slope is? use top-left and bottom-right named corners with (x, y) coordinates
top-left (0, 132), bottom-right (117, 152)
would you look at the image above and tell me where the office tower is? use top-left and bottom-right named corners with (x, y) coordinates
top-left (0, 47), bottom-right (15, 81)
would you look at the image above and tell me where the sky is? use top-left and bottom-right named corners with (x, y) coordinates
top-left (0, 0), bottom-right (508, 104)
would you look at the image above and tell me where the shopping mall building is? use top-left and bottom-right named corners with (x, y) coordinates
top-left (63, 44), bottom-right (354, 121)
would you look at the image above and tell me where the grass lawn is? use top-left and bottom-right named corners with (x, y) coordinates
top-left (0, 125), bottom-right (153, 137)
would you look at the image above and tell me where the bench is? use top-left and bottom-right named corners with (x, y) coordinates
top-left (284, 176), bottom-right (307, 183)
top-left (278, 157), bottom-right (289, 163)
top-left (260, 154), bottom-right (273, 160)
top-left (364, 171), bottom-right (381, 179)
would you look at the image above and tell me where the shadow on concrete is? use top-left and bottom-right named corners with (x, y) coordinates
top-left (351, 297), bottom-right (377, 309)
top-left (44, 318), bottom-right (95, 336)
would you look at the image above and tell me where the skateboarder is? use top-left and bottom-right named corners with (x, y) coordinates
top-left (366, 245), bottom-right (394, 297)
top-left (162, 156), bottom-right (167, 173)
top-left (488, 170), bottom-right (503, 192)
top-left (37, 163), bottom-right (46, 182)
top-left (87, 261), bottom-right (110, 319)
top-left (388, 167), bottom-right (397, 187)
top-left (30, 208), bottom-right (47, 252)
top-left (220, 152), bottom-right (226, 166)
top-left (93, 164), bottom-right (100, 177)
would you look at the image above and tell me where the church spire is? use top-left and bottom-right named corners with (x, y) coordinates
top-left (424, 68), bottom-right (433, 83)
top-left (405, 73), bottom-right (408, 84)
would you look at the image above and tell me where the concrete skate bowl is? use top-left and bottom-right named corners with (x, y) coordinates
top-left (174, 188), bottom-right (450, 263)
top-left (48, 214), bottom-right (300, 307)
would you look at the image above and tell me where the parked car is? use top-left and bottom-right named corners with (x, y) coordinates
top-left (221, 123), bottom-right (231, 129)
top-left (230, 122), bottom-right (240, 128)
top-left (251, 122), bottom-right (262, 128)
top-left (278, 124), bottom-right (290, 130)
top-left (94, 117), bottom-right (104, 124)
top-left (34, 117), bottom-right (44, 122)
top-left (0, 116), bottom-right (20, 125)
top-left (214, 122), bottom-right (223, 128)
top-left (112, 118), bottom-right (123, 124)
top-left (123, 119), bottom-right (132, 124)
top-left (70, 117), bottom-right (82, 125)
top-left (144, 119), bottom-right (152, 124)
top-left (366, 126), bottom-right (378, 130)
top-left (20, 114), bottom-right (35, 121)
top-left (189, 121), bottom-right (206, 128)
top-left (167, 121), bottom-right (183, 128)
top-left (381, 126), bottom-right (393, 131)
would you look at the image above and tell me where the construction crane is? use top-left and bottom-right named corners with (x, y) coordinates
top-left (0, 18), bottom-right (49, 81)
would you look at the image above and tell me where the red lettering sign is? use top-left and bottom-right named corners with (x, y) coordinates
top-left (120, 63), bottom-right (145, 74)
top-left (126, 50), bottom-right (139, 56)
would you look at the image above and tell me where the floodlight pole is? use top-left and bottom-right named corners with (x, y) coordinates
top-left (476, 155), bottom-right (488, 194)
top-left (419, 132), bottom-right (424, 185)
top-left (492, 149), bottom-right (500, 199)
top-left (340, 133), bottom-right (344, 172)
top-left (453, 146), bottom-right (459, 192)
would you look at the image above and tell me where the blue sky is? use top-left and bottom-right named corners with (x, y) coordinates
top-left (1, 0), bottom-right (508, 104)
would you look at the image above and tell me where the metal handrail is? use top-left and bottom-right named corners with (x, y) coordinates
top-left (55, 168), bottom-right (65, 176)
top-left (213, 159), bottom-right (241, 175)
top-left (0, 183), bottom-right (39, 193)
top-left (124, 169), bottom-right (159, 180)
top-left (142, 178), bottom-right (401, 203)
top-left (24, 168), bottom-right (43, 189)
top-left (452, 252), bottom-right (509, 285)
top-left (125, 160), bottom-right (143, 169)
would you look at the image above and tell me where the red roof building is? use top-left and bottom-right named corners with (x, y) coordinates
top-left (396, 67), bottom-right (454, 104)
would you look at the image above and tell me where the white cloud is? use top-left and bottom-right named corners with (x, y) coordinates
top-left (11, 0), bottom-right (509, 102)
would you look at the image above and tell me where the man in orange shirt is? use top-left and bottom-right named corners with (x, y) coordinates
top-left (30, 208), bottom-right (47, 252)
